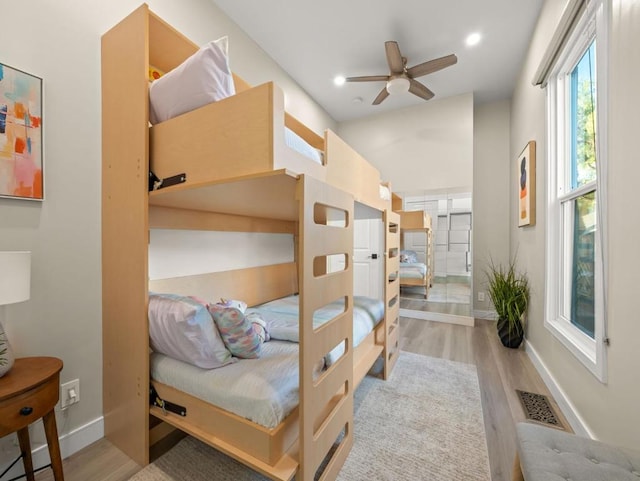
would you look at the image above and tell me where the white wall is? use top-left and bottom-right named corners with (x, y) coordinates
top-left (0, 0), bottom-right (335, 468)
top-left (337, 93), bottom-right (474, 194)
top-left (473, 100), bottom-right (511, 313)
top-left (511, 0), bottom-right (640, 449)
top-left (149, 231), bottom-right (294, 280)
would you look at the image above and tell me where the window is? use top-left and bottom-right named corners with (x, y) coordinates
top-left (544, 0), bottom-right (608, 381)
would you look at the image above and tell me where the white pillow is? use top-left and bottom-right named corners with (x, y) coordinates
top-left (149, 37), bottom-right (235, 124)
top-left (148, 293), bottom-right (234, 369)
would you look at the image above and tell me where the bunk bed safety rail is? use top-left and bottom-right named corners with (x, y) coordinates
top-left (324, 130), bottom-right (386, 210)
top-left (150, 81), bottom-right (326, 189)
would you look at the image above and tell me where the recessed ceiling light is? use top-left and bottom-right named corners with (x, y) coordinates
top-left (352, 96), bottom-right (363, 104)
top-left (334, 75), bottom-right (346, 86)
top-left (466, 32), bottom-right (481, 47)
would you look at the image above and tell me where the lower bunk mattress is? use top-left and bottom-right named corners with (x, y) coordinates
top-left (246, 294), bottom-right (384, 365)
top-left (399, 262), bottom-right (428, 280)
top-left (150, 294), bottom-right (384, 429)
top-left (151, 341), bottom-right (316, 429)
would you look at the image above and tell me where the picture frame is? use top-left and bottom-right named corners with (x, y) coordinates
top-left (517, 141), bottom-right (535, 227)
top-left (0, 62), bottom-right (43, 201)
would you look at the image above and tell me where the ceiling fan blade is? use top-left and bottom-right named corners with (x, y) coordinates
top-left (407, 54), bottom-right (458, 79)
top-left (409, 79), bottom-right (435, 100)
top-left (372, 87), bottom-right (389, 105)
top-left (385, 41), bottom-right (405, 74)
top-left (345, 75), bottom-right (390, 82)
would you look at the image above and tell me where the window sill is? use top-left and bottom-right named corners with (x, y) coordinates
top-left (545, 316), bottom-right (606, 383)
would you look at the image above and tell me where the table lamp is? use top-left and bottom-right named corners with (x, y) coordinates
top-left (0, 251), bottom-right (31, 378)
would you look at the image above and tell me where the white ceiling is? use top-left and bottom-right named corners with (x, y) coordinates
top-left (211, 0), bottom-right (545, 122)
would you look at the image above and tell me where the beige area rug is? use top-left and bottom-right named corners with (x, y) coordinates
top-left (129, 351), bottom-right (491, 481)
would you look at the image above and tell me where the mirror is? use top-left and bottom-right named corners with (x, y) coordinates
top-left (397, 191), bottom-right (473, 323)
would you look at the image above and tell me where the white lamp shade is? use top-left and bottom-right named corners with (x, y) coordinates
top-left (0, 251), bottom-right (31, 305)
top-left (386, 77), bottom-right (410, 95)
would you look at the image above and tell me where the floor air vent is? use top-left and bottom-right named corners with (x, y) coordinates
top-left (516, 390), bottom-right (565, 430)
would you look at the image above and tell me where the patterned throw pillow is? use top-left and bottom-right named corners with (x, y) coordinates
top-left (247, 312), bottom-right (270, 342)
top-left (209, 306), bottom-right (262, 359)
top-left (217, 298), bottom-right (248, 313)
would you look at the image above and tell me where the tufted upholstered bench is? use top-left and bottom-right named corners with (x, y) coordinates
top-left (513, 422), bottom-right (640, 481)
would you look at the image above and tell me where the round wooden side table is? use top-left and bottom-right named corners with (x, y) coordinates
top-left (0, 357), bottom-right (64, 481)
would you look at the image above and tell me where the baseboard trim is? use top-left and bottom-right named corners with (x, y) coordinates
top-left (524, 340), bottom-right (594, 438)
top-left (399, 308), bottom-right (474, 326)
top-left (0, 416), bottom-right (104, 479)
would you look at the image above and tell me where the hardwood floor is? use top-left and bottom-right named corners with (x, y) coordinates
top-left (34, 318), bottom-right (570, 481)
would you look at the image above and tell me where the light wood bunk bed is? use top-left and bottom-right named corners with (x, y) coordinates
top-left (143, 0), bottom-right (398, 362)
top-left (101, 4), bottom-right (399, 480)
top-left (397, 210), bottom-right (433, 299)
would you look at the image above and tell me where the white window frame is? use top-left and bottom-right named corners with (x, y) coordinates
top-left (544, 0), bottom-right (608, 382)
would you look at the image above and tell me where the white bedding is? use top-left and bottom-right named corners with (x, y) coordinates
top-left (379, 184), bottom-right (391, 200)
top-left (400, 262), bottom-right (428, 279)
top-left (284, 127), bottom-right (323, 165)
top-left (246, 294), bottom-right (384, 365)
top-left (150, 294), bottom-right (384, 429)
top-left (151, 341), bottom-right (322, 429)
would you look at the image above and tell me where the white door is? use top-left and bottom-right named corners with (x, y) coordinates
top-left (353, 218), bottom-right (383, 298)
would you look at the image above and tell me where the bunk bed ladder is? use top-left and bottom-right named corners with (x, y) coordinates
top-left (297, 175), bottom-right (354, 481)
top-left (384, 211), bottom-right (401, 379)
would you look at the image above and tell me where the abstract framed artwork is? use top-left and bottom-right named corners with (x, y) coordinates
top-left (518, 141), bottom-right (536, 227)
top-left (0, 62), bottom-right (43, 201)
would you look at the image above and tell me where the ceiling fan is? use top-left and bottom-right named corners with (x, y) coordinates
top-left (346, 41), bottom-right (457, 105)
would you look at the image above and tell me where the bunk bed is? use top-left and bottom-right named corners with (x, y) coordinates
top-left (146, 37), bottom-right (390, 213)
top-left (397, 210), bottom-right (433, 299)
top-left (101, 5), bottom-right (400, 481)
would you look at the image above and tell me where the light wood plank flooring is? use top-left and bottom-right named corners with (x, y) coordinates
top-left (34, 318), bottom-right (570, 481)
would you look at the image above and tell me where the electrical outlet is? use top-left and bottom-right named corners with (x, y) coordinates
top-left (61, 379), bottom-right (80, 409)
top-left (478, 291), bottom-right (485, 302)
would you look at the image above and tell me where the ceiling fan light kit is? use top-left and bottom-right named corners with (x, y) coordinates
top-left (386, 76), bottom-right (410, 95)
top-left (345, 40), bottom-right (457, 105)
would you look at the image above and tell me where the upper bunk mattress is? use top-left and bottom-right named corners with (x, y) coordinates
top-left (284, 127), bottom-right (323, 165)
top-left (148, 38), bottom-right (323, 166)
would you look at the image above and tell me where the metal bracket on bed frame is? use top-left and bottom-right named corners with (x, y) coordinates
top-left (149, 384), bottom-right (187, 416)
top-left (148, 171), bottom-right (186, 191)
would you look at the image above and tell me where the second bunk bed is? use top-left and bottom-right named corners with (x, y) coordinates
top-left (396, 210), bottom-right (434, 299)
top-left (102, 4), bottom-right (400, 481)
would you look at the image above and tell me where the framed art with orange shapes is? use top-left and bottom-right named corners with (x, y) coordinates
top-left (517, 141), bottom-right (535, 227)
top-left (0, 62), bottom-right (43, 201)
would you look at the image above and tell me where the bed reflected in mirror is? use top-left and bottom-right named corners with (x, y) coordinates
top-left (396, 191), bottom-right (473, 324)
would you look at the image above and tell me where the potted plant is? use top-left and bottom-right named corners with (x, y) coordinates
top-left (485, 258), bottom-right (529, 348)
